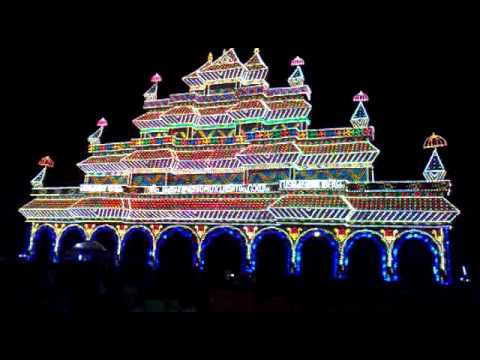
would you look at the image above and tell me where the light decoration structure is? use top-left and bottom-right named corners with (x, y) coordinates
top-left (88, 118), bottom-right (108, 145)
top-left (19, 48), bottom-right (461, 285)
top-left (144, 73), bottom-right (162, 102)
top-left (423, 133), bottom-right (448, 182)
top-left (31, 156), bottom-right (55, 188)
top-left (351, 91), bottom-right (370, 128)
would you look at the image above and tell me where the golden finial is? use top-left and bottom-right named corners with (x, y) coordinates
top-left (254, 48), bottom-right (260, 54)
top-left (208, 52), bottom-right (213, 63)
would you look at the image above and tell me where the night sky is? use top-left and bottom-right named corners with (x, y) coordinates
top-left (1, 12), bottom-right (476, 281)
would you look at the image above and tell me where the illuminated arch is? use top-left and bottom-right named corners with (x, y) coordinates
top-left (90, 225), bottom-right (121, 260)
top-left (120, 225), bottom-right (155, 265)
top-left (156, 226), bottom-right (199, 268)
top-left (201, 225), bottom-right (248, 244)
top-left (396, 229), bottom-right (441, 250)
top-left (91, 224), bottom-right (120, 240)
top-left (56, 224), bottom-right (87, 261)
top-left (30, 224), bottom-right (57, 262)
top-left (30, 223), bottom-right (56, 251)
top-left (159, 225), bottom-right (200, 244)
top-left (343, 230), bottom-right (389, 281)
top-left (123, 225), bottom-right (155, 242)
top-left (392, 230), bottom-right (442, 284)
top-left (62, 224), bottom-right (86, 232)
top-left (253, 227), bottom-right (294, 248)
top-left (33, 223), bottom-right (56, 236)
top-left (250, 227), bottom-right (293, 274)
top-left (295, 228), bottom-right (339, 277)
top-left (345, 229), bottom-right (386, 246)
top-left (200, 226), bottom-right (248, 272)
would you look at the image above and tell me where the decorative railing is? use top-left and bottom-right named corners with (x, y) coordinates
top-left (306, 127), bottom-right (373, 140)
top-left (347, 181), bottom-right (452, 194)
top-left (88, 141), bottom-right (131, 154)
top-left (144, 93), bottom-right (238, 109)
top-left (266, 86), bottom-right (312, 98)
top-left (31, 187), bottom-right (81, 196)
top-left (143, 98), bottom-right (170, 109)
top-left (29, 180), bottom-right (452, 200)
top-left (195, 93), bottom-right (238, 103)
top-left (144, 85), bottom-right (313, 109)
top-left (130, 136), bottom-right (175, 148)
top-left (169, 93), bottom-right (197, 102)
top-left (127, 127), bottom-right (375, 150)
top-left (236, 85), bottom-right (267, 97)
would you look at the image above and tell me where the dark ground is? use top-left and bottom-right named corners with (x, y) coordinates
top-left (1, 261), bottom-right (476, 314)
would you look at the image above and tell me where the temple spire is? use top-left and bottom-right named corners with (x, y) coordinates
top-left (88, 118), bottom-right (108, 145)
top-left (31, 156), bottom-right (54, 188)
top-left (350, 91), bottom-right (370, 128)
top-left (288, 56), bottom-right (305, 87)
top-left (423, 133), bottom-right (448, 181)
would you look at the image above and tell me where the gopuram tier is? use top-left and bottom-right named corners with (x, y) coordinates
top-left (19, 48), bottom-right (460, 284)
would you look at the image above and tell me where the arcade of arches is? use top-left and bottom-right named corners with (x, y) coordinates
top-left (25, 223), bottom-right (452, 284)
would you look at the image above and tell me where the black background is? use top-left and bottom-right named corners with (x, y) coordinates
top-left (1, 6), bottom-right (477, 284)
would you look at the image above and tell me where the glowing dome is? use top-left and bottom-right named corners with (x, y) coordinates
top-left (38, 156), bottom-right (54, 168)
top-left (97, 118), bottom-right (108, 127)
top-left (353, 91), bottom-right (369, 103)
top-left (151, 73), bottom-right (162, 83)
top-left (424, 133), bottom-right (448, 149)
top-left (291, 56), bottom-right (305, 67)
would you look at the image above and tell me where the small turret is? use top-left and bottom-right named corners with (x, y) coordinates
top-left (288, 56), bottom-right (305, 87)
top-left (31, 156), bottom-right (54, 188)
top-left (351, 91), bottom-right (370, 128)
top-left (423, 133), bottom-right (448, 181)
top-left (88, 118), bottom-right (108, 145)
top-left (144, 73), bottom-right (162, 101)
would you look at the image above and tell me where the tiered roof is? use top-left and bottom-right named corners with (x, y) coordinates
top-left (77, 135), bottom-right (380, 174)
top-left (20, 184), bottom-right (460, 225)
top-left (19, 48), bottom-right (460, 230)
top-left (182, 48), bottom-right (268, 91)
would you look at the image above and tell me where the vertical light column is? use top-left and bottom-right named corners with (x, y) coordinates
top-left (243, 226), bottom-right (259, 272)
top-left (195, 225), bottom-right (209, 268)
top-left (149, 224), bottom-right (164, 266)
top-left (381, 229), bottom-right (399, 282)
top-left (334, 228), bottom-right (351, 279)
top-left (287, 227), bottom-right (303, 274)
top-left (433, 228), bottom-right (451, 285)
top-left (83, 224), bottom-right (97, 241)
top-left (53, 224), bottom-right (66, 263)
top-left (115, 224), bottom-right (130, 263)
top-left (27, 223), bottom-right (40, 253)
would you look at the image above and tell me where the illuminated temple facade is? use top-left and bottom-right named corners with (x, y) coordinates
top-left (19, 48), bottom-right (460, 284)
